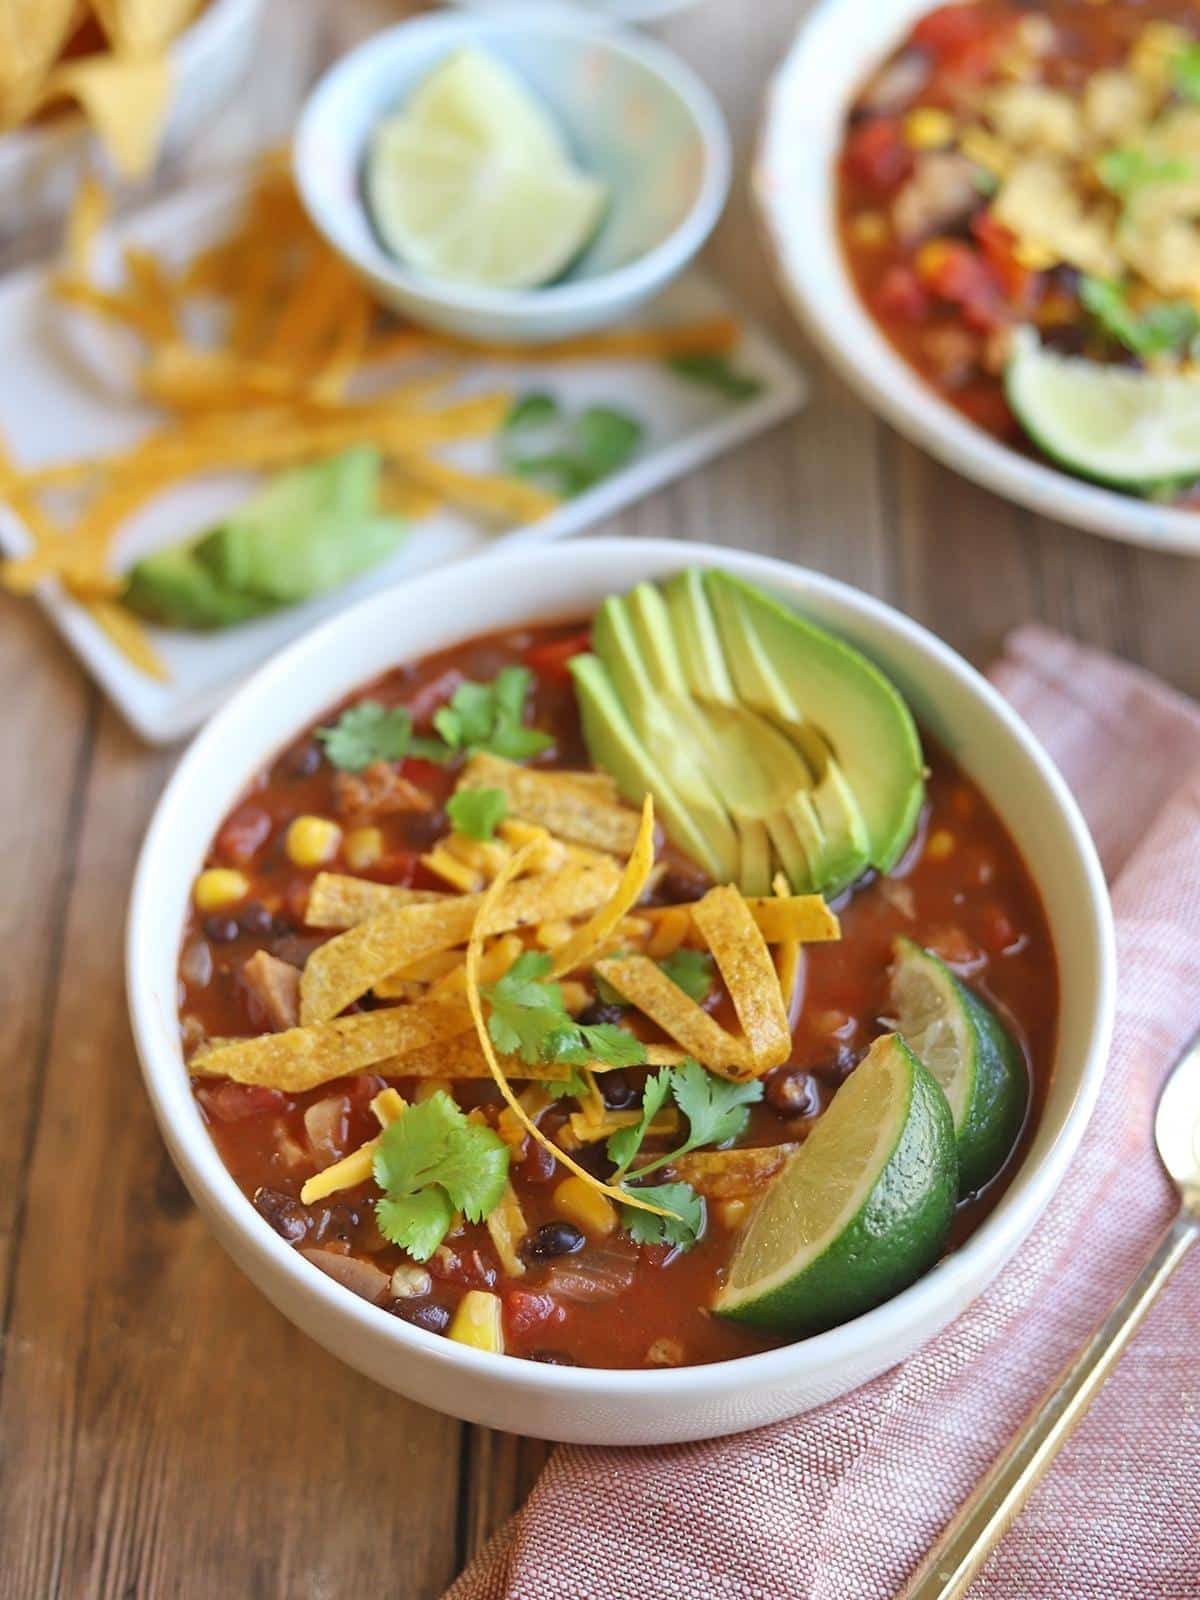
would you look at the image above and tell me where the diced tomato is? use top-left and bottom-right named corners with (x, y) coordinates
top-left (398, 756), bottom-right (448, 794)
top-left (875, 265), bottom-right (930, 322)
top-left (522, 632), bottom-right (591, 683)
top-left (911, 4), bottom-right (991, 58)
top-left (214, 803), bottom-right (272, 866)
top-left (430, 1247), bottom-right (498, 1290)
top-left (504, 1289), bottom-right (567, 1339)
top-left (921, 243), bottom-right (1006, 332)
top-left (367, 851), bottom-right (419, 887)
top-left (197, 1082), bottom-right (286, 1123)
top-left (955, 384), bottom-right (1019, 439)
top-left (971, 213), bottom-right (1038, 311)
top-left (844, 117), bottom-right (912, 196)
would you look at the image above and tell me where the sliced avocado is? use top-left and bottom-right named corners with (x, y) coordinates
top-left (662, 568), bottom-right (736, 703)
top-left (568, 654), bottom-right (730, 883)
top-left (704, 571), bottom-right (924, 873)
top-left (123, 543), bottom-right (275, 630)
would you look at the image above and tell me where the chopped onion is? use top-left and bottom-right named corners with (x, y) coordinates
top-left (542, 1246), bottom-right (637, 1303)
top-left (301, 1247), bottom-right (390, 1304)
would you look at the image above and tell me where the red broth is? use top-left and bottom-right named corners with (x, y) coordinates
top-left (836, 0), bottom-right (1200, 504)
top-left (178, 622), bottom-right (1058, 1369)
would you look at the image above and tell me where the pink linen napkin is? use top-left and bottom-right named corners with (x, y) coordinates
top-left (447, 624), bottom-right (1200, 1600)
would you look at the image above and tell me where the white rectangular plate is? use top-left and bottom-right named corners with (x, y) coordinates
top-left (0, 172), bottom-right (806, 743)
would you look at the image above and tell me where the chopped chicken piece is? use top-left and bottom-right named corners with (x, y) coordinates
top-left (241, 949), bottom-right (301, 1032)
top-left (333, 759), bottom-right (434, 822)
top-left (893, 152), bottom-right (980, 244)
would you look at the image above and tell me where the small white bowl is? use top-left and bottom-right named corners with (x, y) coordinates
top-left (756, 0), bottom-right (1200, 556)
top-left (127, 538), bottom-right (1115, 1446)
top-left (293, 10), bottom-right (731, 343)
top-left (0, 0), bottom-right (264, 249)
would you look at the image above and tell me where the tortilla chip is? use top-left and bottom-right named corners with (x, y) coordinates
top-left (663, 1144), bottom-right (798, 1199)
top-left (306, 873), bottom-right (447, 929)
top-left (740, 894), bottom-right (841, 944)
top-left (43, 54), bottom-right (173, 179)
top-left (593, 955), bottom-right (754, 1082)
top-left (399, 456), bottom-right (557, 525)
top-left (92, 0), bottom-right (200, 53)
top-left (87, 599), bottom-right (169, 681)
top-left (299, 1087), bottom-right (408, 1205)
top-left (300, 862), bottom-right (621, 1023)
top-left (190, 999), bottom-right (475, 1093)
top-left (459, 753), bottom-right (643, 855)
top-left (465, 842), bottom-right (671, 1219)
top-left (692, 885), bottom-right (790, 1072)
top-left (549, 795), bottom-right (654, 977)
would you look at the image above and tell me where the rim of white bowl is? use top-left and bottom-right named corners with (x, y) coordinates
top-left (754, 0), bottom-right (1200, 557)
top-left (127, 538), bottom-right (1115, 1401)
top-left (292, 9), bottom-right (732, 319)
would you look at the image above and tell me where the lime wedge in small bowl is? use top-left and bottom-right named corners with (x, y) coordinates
top-left (366, 48), bottom-right (607, 292)
top-left (890, 935), bottom-right (1028, 1197)
top-left (714, 1034), bottom-right (957, 1334)
top-left (1005, 328), bottom-right (1200, 494)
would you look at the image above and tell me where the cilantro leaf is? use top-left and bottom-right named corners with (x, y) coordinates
top-left (372, 1091), bottom-right (509, 1260)
top-left (671, 1059), bottom-right (762, 1150)
top-left (607, 1067), bottom-right (675, 1174)
top-left (433, 665), bottom-right (553, 763)
top-left (316, 701), bottom-right (416, 771)
top-left (1175, 43), bottom-right (1200, 102)
top-left (1080, 276), bottom-right (1200, 358)
top-left (483, 951), bottom-right (646, 1070)
top-left (536, 1065), bottom-right (591, 1101)
top-left (501, 395), bottom-right (643, 497)
top-left (667, 352), bottom-right (763, 401)
top-left (621, 1183), bottom-right (705, 1250)
top-left (446, 786), bottom-right (508, 841)
top-left (1096, 146), bottom-right (1193, 198)
top-left (659, 947), bottom-right (714, 1003)
top-left (554, 1023), bottom-right (648, 1069)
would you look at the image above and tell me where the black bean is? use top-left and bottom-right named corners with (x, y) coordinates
top-left (238, 901), bottom-right (274, 937)
top-left (203, 914), bottom-right (241, 945)
top-left (403, 809), bottom-right (445, 851)
top-left (812, 1046), bottom-right (863, 1086)
top-left (253, 1186), bottom-right (309, 1245)
top-left (764, 1068), bottom-right (821, 1118)
top-left (285, 741), bottom-right (322, 778)
top-left (599, 1070), bottom-right (638, 1110)
top-left (529, 1349), bottom-right (578, 1366)
top-left (578, 1000), bottom-right (627, 1029)
top-left (659, 860), bottom-right (709, 903)
top-left (525, 1221), bottom-right (585, 1260)
top-left (391, 1300), bottom-right (451, 1335)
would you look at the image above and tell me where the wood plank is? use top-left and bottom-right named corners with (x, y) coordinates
top-left (0, 700), bottom-right (461, 1599)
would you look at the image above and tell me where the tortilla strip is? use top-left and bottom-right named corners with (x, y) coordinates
top-left (692, 885), bottom-right (791, 1073)
top-left (189, 1000), bottom-right (474, 1093)
top-left (464, 841), bottom-right (672, 1220)
top-left (458, 753), bottom-right (643, 855)
top-left (549, 795), bottom-right (655, 977)
top-left (772, 873), bottom-right (803, 1015)
top-left (300, 861), bottom-right (621, 1023)
top-left (299, 1086), bottom-right (407, 1204)
top-left (306, 873), bottom-right (448, 929)
top-left (658, 1144), bottom-right (798, 1199)
top-left (593, 955), bottom-right (755, 1082)
top-left (739, 895), bottom-right (840, 944)
top-left (387, 1034), bottom-right (686, 1079)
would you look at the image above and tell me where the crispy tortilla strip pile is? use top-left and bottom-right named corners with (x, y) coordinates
top-left (0, 156), bottom-right (742, 681)
top-left (195, 778), bottom-right (842, 1212)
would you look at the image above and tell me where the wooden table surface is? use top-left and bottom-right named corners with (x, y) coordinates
top-left (2, 2), bottom-right (1198, 1596)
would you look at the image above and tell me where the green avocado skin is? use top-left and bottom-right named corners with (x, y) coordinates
top-left (123, 448), bottom-right (407, 630)
top-left (718, 1045), bottom-right (957, 1335)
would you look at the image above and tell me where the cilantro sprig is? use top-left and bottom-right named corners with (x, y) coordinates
top-left (610, 1061), bottom-right (764, 1251)
top-left (434, 665), bottom-right (553, 762)
top-left (482, 951), bottom-right (648, 1070)
top-left (372, 1091), bottom-right (509, 1260)
top-left (1175, 42), bottom-right (1200, 102)
top-left (1096, 145), bottom-right (1193, 199)
top-left (501, 392), bottom-right (644, 497)
top-left (1079, 276), bottom-right (1200, 359)
top-left (659, 947), bottom-right (714, 1003)
top-left (666, 352), bottom-right (763, 402)
top-left (316, 700), bottom-right (449, 772)
top-left (447, 786), bottom-right (508, 841)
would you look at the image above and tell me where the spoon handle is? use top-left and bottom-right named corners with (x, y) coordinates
top-left (897, 1207), bottom-right (1200, 1600)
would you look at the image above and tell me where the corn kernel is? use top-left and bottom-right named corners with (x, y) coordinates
top-left (391, 1264), bottom-right (432, 1299)
top-left (849, 211), bottom-right (889, 248)
top-left (420, 846), bottom-right (481, 893)
top-left (915, 238), bottom-right (955, 284)
top-left (960, 125), bottom-right (1013, 178)
top-left (448, 1289), bottom-right (505, 1354)
top-left (343, 825), bottom-right (383, 871)
top-left (926, 829), bottom-right (956, 862)
top-left (717, 1198), bottom-right (750, 1230)
top-left (554, 1174), bottom-right (617, 1239)
top-left (193, 867), bottom-right (249, 912)
top-left (1013, 239), bottom-right (1058, 271)
top-left (285, 814), bottom-right (342, 868)
top-left (904, 107), bottom-right (955, 150)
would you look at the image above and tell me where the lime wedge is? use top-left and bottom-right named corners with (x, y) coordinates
top-left (1005, 327), bottom-right (1200, 491)
top-left (366, 49), bottom-right (607, 291)
top-left (714, 1034), bottom-right (956, 1333)
top-left (890, 936), bottom-right (1028, 1196)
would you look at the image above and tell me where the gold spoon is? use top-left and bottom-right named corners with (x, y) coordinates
top-left (899, 1030), bottom-right (1200, 1599)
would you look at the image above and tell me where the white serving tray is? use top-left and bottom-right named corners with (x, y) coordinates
top-left (0, 171), bottom-right (805, 743)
